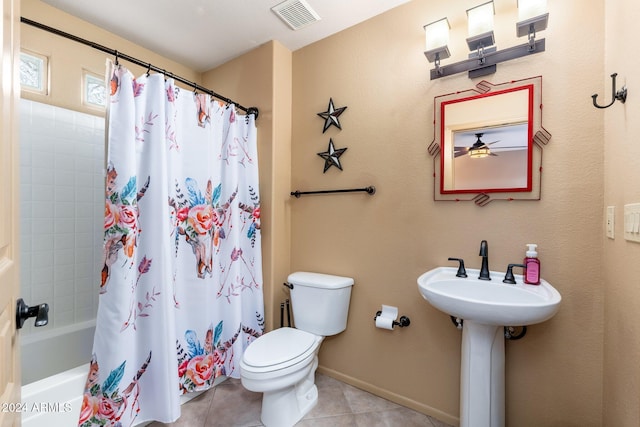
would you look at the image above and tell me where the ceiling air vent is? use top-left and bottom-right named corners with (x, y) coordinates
top-left (271, 0), bottom-right (321, 30)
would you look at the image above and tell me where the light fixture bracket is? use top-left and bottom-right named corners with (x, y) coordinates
top-left (429, 38), bottom-right (545, 80)
top-left (468, 46), bottom-right (497, 78)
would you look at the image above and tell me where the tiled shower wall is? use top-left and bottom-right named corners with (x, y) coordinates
top-left (19, 99), bottom-right (105, 336)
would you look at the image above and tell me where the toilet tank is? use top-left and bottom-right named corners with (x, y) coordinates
top-left (287, 272), bottom-right (354, 336)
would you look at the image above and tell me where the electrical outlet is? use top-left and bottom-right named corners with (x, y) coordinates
top-left (606, 206), bottom-right (615, 239)
top-left (624, 203), bottom-right (640, 243)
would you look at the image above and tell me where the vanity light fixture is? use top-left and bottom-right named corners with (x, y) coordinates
top-left (424, 0), bottom-right (548, 80)
top-left (517, 0), bottom-right (548, 30)
top-left (466, 2), bottom-right (495, 51)
top-left (423, 18), bottom-right (451, 76)
top-left (466, 2), bottom-right (497, 76)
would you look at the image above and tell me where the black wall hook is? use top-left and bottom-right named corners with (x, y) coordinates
top-left (592, 73), bottom-right (627, 109)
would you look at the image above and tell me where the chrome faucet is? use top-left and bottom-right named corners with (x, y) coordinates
top-left (478, 240), bottom-right (491, 280)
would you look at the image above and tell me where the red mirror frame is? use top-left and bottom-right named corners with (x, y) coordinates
top-left (428, 76), bottom-right (551, 206)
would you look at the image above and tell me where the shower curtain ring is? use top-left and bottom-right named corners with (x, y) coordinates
top-left (146, 63), bottom-right (151, 76)
top-left (114, 51), bottom-right (119, 65)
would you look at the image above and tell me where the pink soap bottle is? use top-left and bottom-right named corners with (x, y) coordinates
top-left (523, 244), bottom-right (540, 285)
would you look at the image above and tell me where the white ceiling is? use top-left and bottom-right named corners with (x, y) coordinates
top-left (40, 0), bottom-right (411, 72)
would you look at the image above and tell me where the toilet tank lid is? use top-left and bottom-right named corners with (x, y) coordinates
top-left (287, 272), bottom-right (354, 289)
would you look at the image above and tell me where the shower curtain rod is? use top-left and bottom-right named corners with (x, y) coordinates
top-left (20, 17), bottom-right (259, 119)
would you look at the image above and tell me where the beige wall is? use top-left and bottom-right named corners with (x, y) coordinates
top-left (602, 0), bottom-right (640, 425)
top-left (291, 0), bottom-right (604, 426)
top-left (19, 0), bottom-right (640, 425)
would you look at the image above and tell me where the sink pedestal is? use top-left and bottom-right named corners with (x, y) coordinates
top-left (460, 320), bottom-right (504, 427)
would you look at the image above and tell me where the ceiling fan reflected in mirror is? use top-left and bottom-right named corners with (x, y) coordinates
top-left (453, 124), bottom-right (529, 159)
top-left (454, 133), bottom-right (498, 159)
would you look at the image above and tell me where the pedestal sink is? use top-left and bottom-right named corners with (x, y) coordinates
top-left (417, 267), bottom-right (561, 427)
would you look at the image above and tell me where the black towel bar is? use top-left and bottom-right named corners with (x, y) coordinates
top-left (290, 186), bottom-right (376, 198)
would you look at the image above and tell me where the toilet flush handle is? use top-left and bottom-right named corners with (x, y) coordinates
top-left (283, 282), bottom-right (293, 290)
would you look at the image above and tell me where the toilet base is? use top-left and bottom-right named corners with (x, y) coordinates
top-left (260, 358), bottom-right (319, 427)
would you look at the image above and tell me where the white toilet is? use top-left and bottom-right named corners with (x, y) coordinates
top-left (240, 271), bottom-right (354, 427)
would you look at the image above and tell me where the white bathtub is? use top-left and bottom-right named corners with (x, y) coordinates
top-left (20, 320), bottom-right (215, 426)
top-left (20, 320), bottom-right (95, 426)
top-left (21, 320), bottom-right (96, 386)
top-left (22, 364), bottom-right (88, 427)
top-left (22, 368), bottom-right (214, 427)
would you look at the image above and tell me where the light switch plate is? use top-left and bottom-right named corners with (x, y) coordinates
top-left (606, 206), bottom-right (615, 239)
top-left (624, 203), bottom-right (640, 243)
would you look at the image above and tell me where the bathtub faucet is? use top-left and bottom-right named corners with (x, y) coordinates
top-left (16, 298), bottom-right (49, 329)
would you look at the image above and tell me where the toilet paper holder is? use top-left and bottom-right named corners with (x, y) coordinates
top-left (374, 310), bottom-right (411, 328)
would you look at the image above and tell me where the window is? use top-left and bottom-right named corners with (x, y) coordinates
top-left (20, 50), bottom-right (49, 95)
top-left (83, 70), bottom-right (106, 109)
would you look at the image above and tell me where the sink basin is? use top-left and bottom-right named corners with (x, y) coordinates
top-left (418, 266), bottom-right (561, 326)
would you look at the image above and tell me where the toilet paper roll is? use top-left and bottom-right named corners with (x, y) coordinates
top-left (375, 304), bottom-right (399, 330)
top-left (375, 316), bottom-right (395, 330)
top-left (380, 305), bottom-right (398, 320)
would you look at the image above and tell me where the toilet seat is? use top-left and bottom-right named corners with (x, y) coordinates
top-left (242, 327), bottom-right (320, 373)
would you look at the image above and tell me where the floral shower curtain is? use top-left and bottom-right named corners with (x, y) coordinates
top-left (79, 60), bottom-right (264, 426)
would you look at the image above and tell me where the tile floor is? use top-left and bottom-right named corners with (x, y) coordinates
top-left (148, 373), bottom-right (454, 427)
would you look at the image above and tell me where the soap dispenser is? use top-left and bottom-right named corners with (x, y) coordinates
top-left (523, 244), bottom-right (540, 285)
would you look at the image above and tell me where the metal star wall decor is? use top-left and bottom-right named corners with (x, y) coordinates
top-left (317, 139), bottom-right (347, 173)
top-left (317, 98), bottom-right (347, 133)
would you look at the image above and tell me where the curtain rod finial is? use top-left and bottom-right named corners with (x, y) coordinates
top-left (246, 107), bottom-right (259, 119)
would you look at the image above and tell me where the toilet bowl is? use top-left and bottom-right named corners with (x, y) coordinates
top-left (240, 272), bottom-right (354, 427)
top-left (240, 327), bottom-right (323, 427)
